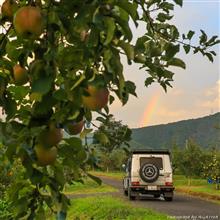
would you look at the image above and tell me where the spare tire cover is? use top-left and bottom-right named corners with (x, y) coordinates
top-left (139, 163), bottom-right (159, 183)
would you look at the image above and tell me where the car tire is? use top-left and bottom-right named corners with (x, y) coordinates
top-left (164, 197), bottom-right (173, 201)
top-left (128, 187), bottom-right (135, 200)
top-left (139, 163), bottom-right (159, 183)
top-left (124, 189), bottom-right (128, 196)
top-left (154, 194), bottom-right (160, 198)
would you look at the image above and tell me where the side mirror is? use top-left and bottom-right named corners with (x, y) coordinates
top-left (122, 164), bottom-right (126, 171)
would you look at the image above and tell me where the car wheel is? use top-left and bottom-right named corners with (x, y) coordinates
top-left (139, 163), bottom-right (159, 183)
top-left (124, 190), bottom-right (128, 196)
top-left (154, 194), bottom-right (160, 198)
top-left (164, 197), bottom-right (173, 201)
top-left (128, 187), bottom-right (135, 200)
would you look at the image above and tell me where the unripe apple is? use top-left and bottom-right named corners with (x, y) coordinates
top-left (1, 0), bottom-right (17, 20)
top-left (13, 6), bottom-right (43, 38)
top-left (38, 123), bottom-right (63, 148)
top-left (64, 120), bottom-right (84, 135)
top-left (82, 85), bottom-right (109, 111)
top-left (29, 59), bottom-right (45, 82)
top-left (13, 64), bottom-right (28, 85)
top-left (35, 144), bottom-right (57, 166)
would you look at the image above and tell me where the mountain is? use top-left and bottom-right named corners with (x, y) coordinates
top-left (131, 112), bottom-right (220, 149)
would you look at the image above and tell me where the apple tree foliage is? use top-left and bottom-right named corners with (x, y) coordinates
top-left (93, 115), bottom-right (131, 153)
top-left (0, 0), bottom-right (219, 219)
top-left (93, 115), bottom-right (131, 171)
top-left (203, 148), bottom-right (220, 190)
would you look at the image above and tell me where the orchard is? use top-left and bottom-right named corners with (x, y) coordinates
top-left (0, 0), bottom-right (219, 219)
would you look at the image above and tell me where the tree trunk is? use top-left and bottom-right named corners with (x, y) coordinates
top-left (216, 182), bottom-right (220, 190)
top-left (187, 177), bottom-right (191, 186)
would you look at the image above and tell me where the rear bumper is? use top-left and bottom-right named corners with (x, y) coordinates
top-left (130, 185), bottom-right (174, 195)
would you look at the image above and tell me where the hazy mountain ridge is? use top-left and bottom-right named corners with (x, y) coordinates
top-left (131, 112), bottom-right (220, 149)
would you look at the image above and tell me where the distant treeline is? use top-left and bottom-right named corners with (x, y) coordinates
top-left (131, 112), bottom-right (220, 150)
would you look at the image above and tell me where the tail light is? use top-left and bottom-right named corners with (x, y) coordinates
top-left (165, 182), bottom-right (173, 186)
top-left (131, 181), bottom-right (140, 186)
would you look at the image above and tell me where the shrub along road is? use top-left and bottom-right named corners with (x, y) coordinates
top-left (99, 176), bottom-right (220, 219)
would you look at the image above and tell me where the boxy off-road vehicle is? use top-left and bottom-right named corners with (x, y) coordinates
top-left (123, 149), bottom-right (174, 201)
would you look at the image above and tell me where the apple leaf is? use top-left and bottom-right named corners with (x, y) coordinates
top-left (173, 0), bottom-right (183, 7)
top-left (104, 17), bottom-right (115, 45)
top-left (31, 76), bottom-right (53, 95)
top-left (167, 58), bottom-right (186, 69)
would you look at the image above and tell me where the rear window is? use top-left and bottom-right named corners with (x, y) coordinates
top-left (140, 157), bottom-right (163, 170)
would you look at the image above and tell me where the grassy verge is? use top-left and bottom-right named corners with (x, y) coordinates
top-left (64, 178), bottom-right (117, 195)
top-left (90, 170), bottom-right (123, 180)
top-left (90, 171), bottom-right (220, 201)
top-left (67, 195), bottom-right (171, 220)
top-left (174, 175), bottom-right (220, 201)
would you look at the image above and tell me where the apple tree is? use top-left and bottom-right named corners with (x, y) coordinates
top-left (0, 0), bottom-right (219, 218)
top-left (93, 115), bottom-right (131, 171)
top-left (203, 148), bottom-right (220, 190)
top-left (179, 139), bottom-right (203, 185)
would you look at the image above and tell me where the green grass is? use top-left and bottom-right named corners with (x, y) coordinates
top-left (67, 196), bottom-right (171, 220)
top-left (64, 178), bottom-right (117, 195)
top-left (174, 175), bottom-right (220, 197)
top-left (90, 171), bottom-right (123, 180)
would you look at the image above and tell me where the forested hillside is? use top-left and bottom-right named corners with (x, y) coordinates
top-left (131, 113), bottom-right (220, 149)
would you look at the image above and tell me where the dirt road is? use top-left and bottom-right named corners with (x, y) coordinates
top-left (100, 176), bottom-right (220, 220)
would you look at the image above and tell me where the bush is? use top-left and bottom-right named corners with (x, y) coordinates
top-left (0, 199), bottom-right (11, 220)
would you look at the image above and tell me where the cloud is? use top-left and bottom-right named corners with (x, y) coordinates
top-left (169, 88), bottom-right (184, 96)
top-left (197, 80), bottom-right (220, 111)
top-left (156, 108), bottom-right (187, 119)
top-left (204, 80), bottom-right (220, 97)
top-left (149, 107), bottom-right (190, 125)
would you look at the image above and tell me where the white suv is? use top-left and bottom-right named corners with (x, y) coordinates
top-left (123, 149), bottom-right (174, 201)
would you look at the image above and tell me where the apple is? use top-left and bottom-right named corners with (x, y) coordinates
top-left (13, 6), bottom-right (43, 38)
top-left (1, 0), bottom-right (17, 20)
top-left (13, 64), bottom-right (28, 85)
top-left (82, 85), bottom-right (109, 111)
top-left (34, 144), bottom-right (57, 166)
top-left (29, 59), bottom-right (45, 82)
top-left (65, 120), bottom-right (84, 135)
top-left (38, 123), bottom-right (63, 148)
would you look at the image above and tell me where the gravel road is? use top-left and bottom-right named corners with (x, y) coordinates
top-left (100, 176), bottom-right (220, 220)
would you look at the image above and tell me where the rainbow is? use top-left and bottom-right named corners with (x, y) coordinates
top-left (140, 92), bottom-right (160, 127)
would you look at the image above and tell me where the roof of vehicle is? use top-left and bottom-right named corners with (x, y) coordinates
top-left (130, 149), bottom-right (170, 155)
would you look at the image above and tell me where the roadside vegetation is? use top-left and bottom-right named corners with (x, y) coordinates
top-left (91, 170), bottom-right (123, 180)
top-left (66, 196), bottom-right (171, 220)
top-left (64, 178), bottom-right (117, 195)
top-left (174, 175), bottom-right (220, 201)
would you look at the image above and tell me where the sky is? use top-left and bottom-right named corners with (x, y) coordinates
top-left (109, 0), bottom-right (220, 128)
top-left (0, 0), bottom-right (219, 128)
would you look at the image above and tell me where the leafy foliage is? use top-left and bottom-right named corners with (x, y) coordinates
top-left (94, 115), bottom-right (131, 152)
top-left (0, 199), bottom-right (11, 220)
top-left (179, 139), bottom-right (203, 184)
top-left (93, 116), bottom-right (130, 171)
top-left (203, 148), bottom-right (220, 190)
top-left (171, 141), bottom-right (220, 189)
top-left (0, 0), bottom-right (219, 218)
